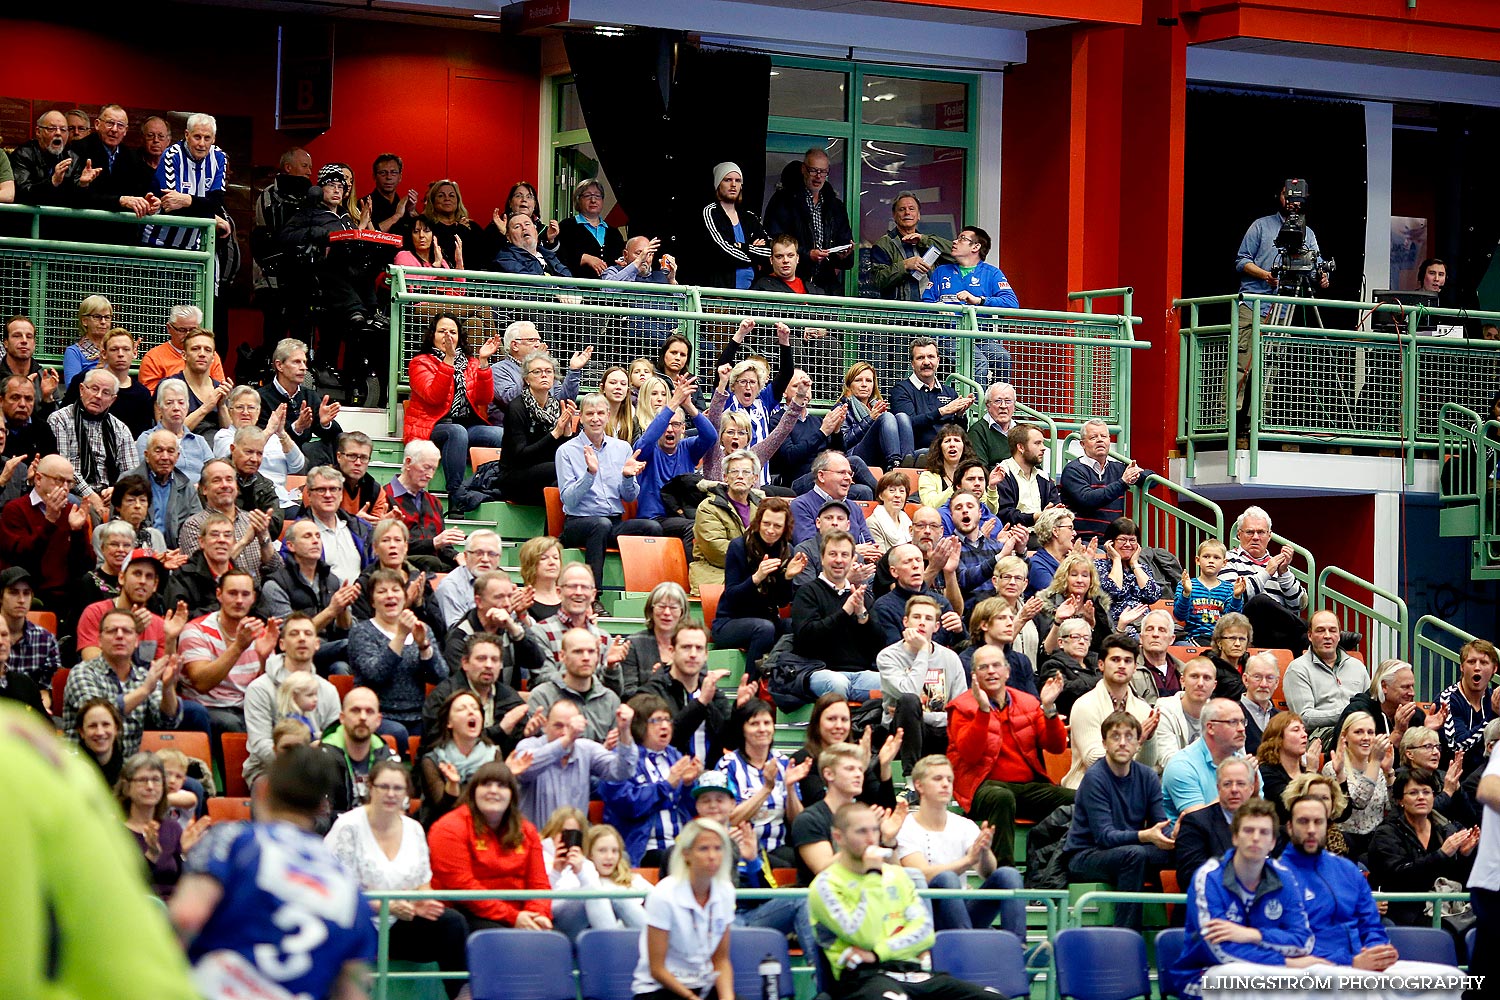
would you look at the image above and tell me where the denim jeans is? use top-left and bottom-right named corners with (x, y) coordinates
top-left (848, 412), bottom-right (916, 468)
top-left (928, 868), bottom-right (1027, 939)
top-left (938, 335), bottom-right (1013, 388)
top-left (809, 669), bottom-right (883, 700)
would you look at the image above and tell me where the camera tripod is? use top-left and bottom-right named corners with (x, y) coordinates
top-left (1266, 259), bottom-right (1325, 329)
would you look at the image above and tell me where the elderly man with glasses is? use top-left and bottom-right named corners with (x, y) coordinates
top-left (47, 368), bottom-right (140, 512)
top-left (63, 104), bottom-right (160, 228)
top-left (763, 146), bottom-right (854, 291)
top-left (486, 320), bottom-right (586, 420)
top-left (10, 110), bottom-right (74, 207)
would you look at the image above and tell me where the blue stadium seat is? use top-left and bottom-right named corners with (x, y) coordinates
top-left (467, 928), bottom-right (576, 1000)
top-left (931, 929), bottom-right (1029, 998)
top-left (1386, 925), bottom-right (1458, 967)
top-left (1466, 926), bottom-right (1476, 965)
top-left (576, 928), bottom-right (641, 1000)
top-left (728, 926), bottom-right (794, 1000)
top-left (1152, 928), bottom-right (1186, 999)
top-left (1053, 927), bottom-right (1150, 1000)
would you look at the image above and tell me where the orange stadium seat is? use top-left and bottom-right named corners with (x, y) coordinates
top-left (219, 732), bottom-right (251, 796)
top-left (27, 610), bottom-right (58, 634)
top-left (470, 447), bottom-right (501, 470)
top-left (207, 797), bottom-right (253, 822)
top-left (699, 583), bottom-right (724, 635)
top-left (330, 674), bottom-right (355, 702)
top-left (618, 535), bottom-right (689, 594)
top-left (141, 730), bottom-right (211, 764)
top-left (543, 487), bottom-right (565, 537)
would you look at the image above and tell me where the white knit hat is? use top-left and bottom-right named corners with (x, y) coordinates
top-left (712, 161), bottom-right (743, 191)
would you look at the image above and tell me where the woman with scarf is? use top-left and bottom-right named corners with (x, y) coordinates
top-left (405, 311), bottom-right (504, 515)
top-left (499, 351), bottom-right (579, 506)
top-left (838, 361), bottom-right (915, 472)
top-left (418, 690), bottom-right (504, 827)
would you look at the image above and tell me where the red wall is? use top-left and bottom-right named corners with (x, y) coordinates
top-left (1251, 494), bottom-right (1376, 589)
top-left (1, 15), bottom-right (539, 219)
top-left (2, 13), bottom-right (540, 356)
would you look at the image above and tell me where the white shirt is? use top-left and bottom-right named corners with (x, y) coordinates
top-left (312, 514), bottom-right (363, 588)
top-left (999, 457), bottom-right (1045, 515)
top-left (323, 808), bottom-right (432, 893)
top-left (896, 811), bottom-right (982, 868)
top-left (1466, 750), bottom-right (1500, 890)
top-left (631, 875), bottom-right (735, 995)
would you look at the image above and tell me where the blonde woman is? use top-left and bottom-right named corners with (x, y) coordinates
top-left (1320, 710), bottom-right (1394, 862)
top-left (518, 536), bottom-right (564, 620)
top-left (633, 375), bottom-right (672, 439)
top-left (990, 555), bottom-right (1044, 666)
top-left (65, 294), bottom-right (113, 387)
top-left (1037, 552), bottom-right (1111, 657)
top-left (839, 361), bottom-right (914, 470)
top-left (630, 818), bottom-right (735, 1000)
top-left (423, 178), bottom-right (484, 267)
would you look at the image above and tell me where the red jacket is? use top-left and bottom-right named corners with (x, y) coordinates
top-left (946, 686), bottom-right (1068, 811)
top-left (404, 352), bottom-right (495, 443)
top-left (427, 807), bottom-right (551, 925)
top-left (0, 495), bottom-right (93, 600)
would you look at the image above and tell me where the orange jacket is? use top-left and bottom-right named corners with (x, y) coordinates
top-left (946, 686), bottom-right (1068, 810)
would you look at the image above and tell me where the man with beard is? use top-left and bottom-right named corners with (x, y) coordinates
top-left (321, 686), bottom-right (402, 820)
top-left (10, 111), bottom-right (74, 206)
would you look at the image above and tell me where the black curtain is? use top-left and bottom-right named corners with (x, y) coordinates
top-left (564, 31), bottom-right (770, 258)
top-left (1182, 88), bottom-right (1367, 328)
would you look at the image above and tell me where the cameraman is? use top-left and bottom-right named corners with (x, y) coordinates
top-left (1233, 180), bottom-right (1328, 411)
top-left (250, 148), bottom-right (313, 347)
top-left (279, 166), bottom-right (382, 394)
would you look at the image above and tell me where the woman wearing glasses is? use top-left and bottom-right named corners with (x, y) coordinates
top-left (326, 759), bottom-right (469, 999)
top-left (556, 178), bottom-right (624, 278)
top-left (64, 295), bottom-right (114, 388)
top-left (116, 751), bottom-right (211, 899)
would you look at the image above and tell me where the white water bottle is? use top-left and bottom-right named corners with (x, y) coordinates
top-left (760, 953), bottom-right (780, 1000)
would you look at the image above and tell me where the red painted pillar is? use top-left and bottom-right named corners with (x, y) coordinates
top-left (1003, 6), bottom-right (1187, 471)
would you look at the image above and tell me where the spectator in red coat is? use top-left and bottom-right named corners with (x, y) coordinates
top-left (405, 312), bottom-right (506, 516)
top-left (946, 644), bottom-right (1073, 864)
top-left (427, 759), bottom-right (553, 931)
top-left (0, 453), bottom-right (95, 622)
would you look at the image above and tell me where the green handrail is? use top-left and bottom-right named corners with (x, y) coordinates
top-left (0, 203), bottom-right (217, 360)
top-left (1316, 564), bottom-right (1408, 663)
top-left (1127, 472), bottom-right (1224, 563)
top-left (1269, 531), bottom-right (1318, 612)
top-left (1174, 291), bottom-right (1500, 482)
top-left (387, 266), bottom-right (1146, 437)
top-left (1067, 889), bottom-right (1469, 932)
top-left (1412, 614), bottom-right (1479, 697)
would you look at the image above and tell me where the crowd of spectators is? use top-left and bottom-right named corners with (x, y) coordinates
top-left (3, 106), bottom-right (1498, 1000)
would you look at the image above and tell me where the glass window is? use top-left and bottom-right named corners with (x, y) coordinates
top-left (552, 142), bottom-right (617, 222)
top-left (860, 75), bottom-right (968, 131)
top-left (761, 137), bottom-right (847, 222)
top-left (856, 142), bottom-right (967, 297)
top-left (556, 81), bottom-right (586, 133)
top-left (769, 67), bottom-right (848, 122)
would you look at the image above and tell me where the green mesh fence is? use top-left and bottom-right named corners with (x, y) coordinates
top-left (389, 268), bottom-right (1144, 437)
top-left (0, 205), bottom-right (215, 359)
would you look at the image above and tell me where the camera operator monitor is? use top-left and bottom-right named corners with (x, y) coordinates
top-left (1372, 289), bottom-right (1440, 334)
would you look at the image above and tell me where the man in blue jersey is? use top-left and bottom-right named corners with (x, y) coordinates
top-left (924, 226), bottom-right (1018, 388)
top-left (170, 745), bottom-right (377, 1000)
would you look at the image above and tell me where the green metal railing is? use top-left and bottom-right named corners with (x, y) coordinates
top-left (1316, 565), bottom-right (1408, 664)
top-left (1437, 403), bottom-right (1500, 576)
top-left (366, 885), bottom-right (1070, 1000)
top-left (1269, 531), bottom-right (1318, 612)
top-left (0, 204), bottom-right (216, 359)
top-left (386, 267), bottom-right (1146, 437)
top-left (1127, 472), bottom-right (1224, 566)
top-left (1175, 292), bottom-right (1500, 483)
top-left (1412, 614), bottom-right (1479, 696)
top-left (1067, 889), bottom-right (1471, 933)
